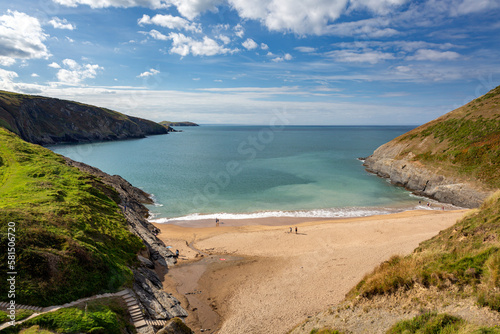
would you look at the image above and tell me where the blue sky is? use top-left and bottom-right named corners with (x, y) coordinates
top-left (0, 0), bottom-right (499, 125)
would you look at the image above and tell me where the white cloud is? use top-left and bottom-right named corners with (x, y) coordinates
top-left (327, 18), bottom-right (399, 37)
top-left (272, 53), bottom-right (293, 62)
top-left (217, 34), bottom-right (231, 44)
top-left (138, 14), bottom-right (201, 33)
top-left (0, 10), bottom-right (50, 61)
top-left (0, 56), bottom-right (16, 66)
top-left (452, 0), bottom-right (500, 15)
top-left (407, 49), bottom-right (461, 61)
top-left (327, 49), bottom-right (395, 64)
top-left (348, 0), bottom-right (408, 14)
top-left (53, 0), bottom-right (170, 9)
top-left (234, 23), bottom-right (244, 38)
top-left (138, 68), bottom-right (160, 77)
top-left (48, 62), bottom-right (61, 68)
top-left (169, 0), bottom-right (224, 20)
top-left (145, 29), bottom-right (169, 40)
top-left (242, 38), bottom-right (258, 50)
top-left (260, 43), bottom-right (269, 50)
top-left (0, 68), bottom-right (18, 82)
top-left (295, 46), bottom-right (317, 53)
top-left (31, 73), bottom-right (39, 77)
top-left (48, 17), bottom-right (76, 30)
top-left (56, 59), bottom-right (103, 85)
top-left (168, 32), bottom-right (238, 57)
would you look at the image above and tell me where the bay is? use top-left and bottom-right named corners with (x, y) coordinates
top-left (48, 125), bottom-right (429, 223)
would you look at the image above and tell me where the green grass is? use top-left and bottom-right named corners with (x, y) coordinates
top-left (0, 128), bottom-right (143, 306)
top-left (387, 312), bottom-right (500, 334)
top-left (2, 297), bottom-right (134, 334)
top-left (310, 328), bottom-right (343, 334)
top-left (413, 117), bottom-right (500, 188)
top-left (395, 85), bottom-right (500, 189)
top-left (349, 191), bottom-right (500, 311)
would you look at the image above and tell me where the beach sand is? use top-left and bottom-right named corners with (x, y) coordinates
top-left (154, 209), bottom-right (467, 334)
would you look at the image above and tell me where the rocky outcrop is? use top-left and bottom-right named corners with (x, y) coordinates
top-left (64, 158), bottom-right (188, 328)
top-left (0, 90), bottom-right (168, 145)
top-left (363, 142), bottom-right (492, 208)
top-left (159, 121), bottom-right (199, 127)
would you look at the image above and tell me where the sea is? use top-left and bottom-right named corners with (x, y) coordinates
top-left (48, 125), bottom-right (441, 225)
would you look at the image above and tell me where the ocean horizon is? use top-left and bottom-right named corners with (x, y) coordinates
top-left (48, 125), bottom-right (449, 225)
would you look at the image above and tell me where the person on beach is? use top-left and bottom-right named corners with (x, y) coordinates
top-left (175, 249), bottom-right (179, 258)
top-left (295, 227), bottom-right (298, 234)
top-left (216, 218), bottom-right (219, 227)
top-left (289, 227), bottom-right (292, 233)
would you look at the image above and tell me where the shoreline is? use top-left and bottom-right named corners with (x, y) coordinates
top-left (154, 209), bottom-right (467, 334)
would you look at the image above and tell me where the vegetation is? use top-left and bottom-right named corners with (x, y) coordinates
top-left (397, 85), bottom-right (500, 189)
top-left (2, 297), bottom-right (134, 334)
top-left (387, 312), bottom-right (500, 334)
top-left (0, 90), bottom-right (167, 145)
top-left (309, 328), bottom-right (343, 334)
top-left (0, 127), bottom-right (143, 306)
top-left (349, 191), bottom-right (500, 312)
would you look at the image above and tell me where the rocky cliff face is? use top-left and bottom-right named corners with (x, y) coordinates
top-left (0, 90), bottom-right (168, 145)
top-left (64, 158), bottom-right (188, 333)
top-left (363, 142), bottom-right (492, 208)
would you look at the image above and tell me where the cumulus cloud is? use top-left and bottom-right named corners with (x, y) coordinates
top-left (0, 10), bottom-right (50, 61)
top-left (0, 56), bottom-right (16, 66)
top-left (217, 34), bottom-right (231, 44)
top-left (48, 17), bottom-right (76, 30)
top-left (169, 0), bottom-right (224, 20)
top-left (407, 49), bottom-right (461, 61)
top-left (138, 68), bottom-right (160, 77)
top-left (234, 23), bottom-right (244, 38)
top-left (138, 14), bottom-right (201, 33)
top-left (145, 29), bottom-right (169, 40)
top-left (260, 43), bottom-right (269, 50)
top-left (0, 68), bottom-right (18, 82)
top-left (168, 32), bottom-right (238, 57)
top-left (48, 62), bottom-right (61, 68)
top-left (56, 58), bottom-right (103, 85)
top-left (242, 38), bottom-right (258, 50)
top-left (272, 53), bottom-right (292, 62)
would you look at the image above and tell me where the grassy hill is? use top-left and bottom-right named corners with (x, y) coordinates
top-left (0, 127), bottom-right (143, 307)
top-left (389, 85), bottom-right (499, 189)
top-left (0, 90), bottom-right (168, 145)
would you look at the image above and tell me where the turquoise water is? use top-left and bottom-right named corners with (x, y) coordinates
top-left (48, 125), bottom-right (429, 223)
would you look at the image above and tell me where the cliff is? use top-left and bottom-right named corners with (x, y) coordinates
top-left (0, 90), bottom-right (168, 145)
top-left (364, 85), bottom-right (500, 208)
top-left (0, 128), bottom-right (187, 333)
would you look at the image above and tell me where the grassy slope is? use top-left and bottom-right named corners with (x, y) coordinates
top-left (0, 127), bottom-right (143, 307)
top-left (391, 85), bottom-right (500, 189)
top-left (350, 191), bottom-right (500, 309)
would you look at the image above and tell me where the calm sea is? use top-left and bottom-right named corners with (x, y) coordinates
top-left (48, 125), bottom-right (435, 223)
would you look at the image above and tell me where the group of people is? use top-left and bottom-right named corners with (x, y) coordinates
top-left (289, 226), bottom-right (298, 234)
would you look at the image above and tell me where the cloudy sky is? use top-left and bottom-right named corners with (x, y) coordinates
top-left (0, 0), bottom-right (499, 125)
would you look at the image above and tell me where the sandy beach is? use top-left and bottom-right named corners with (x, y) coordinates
top-left (154, 209), bottom-right (467, 334)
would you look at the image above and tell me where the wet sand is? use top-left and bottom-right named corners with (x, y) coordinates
top-left (154, 209), bottom-right (467, 334)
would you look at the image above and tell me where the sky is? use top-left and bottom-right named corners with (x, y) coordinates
top-left (0, 0), bottom-right (499, 125)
